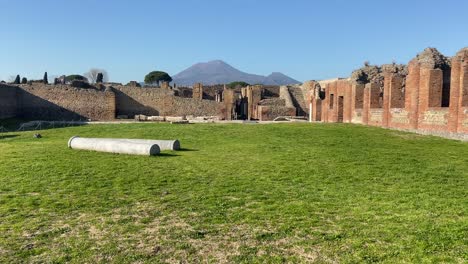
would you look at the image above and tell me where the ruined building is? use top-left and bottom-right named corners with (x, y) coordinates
top-left (0, 47), bottom-right (467, 136)
top-left (306, 47), bottom-right (468, 135)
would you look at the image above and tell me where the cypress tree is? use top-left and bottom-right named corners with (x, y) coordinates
top-left (96, 72), bottom-right (104, 83)
top-left (14, 75), bottom-right (20, 84)
top-left (43, 72), bottom-right (48, 84)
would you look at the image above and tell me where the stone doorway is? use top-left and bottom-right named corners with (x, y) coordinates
top-left (338, 96), bottom-right (344, 122)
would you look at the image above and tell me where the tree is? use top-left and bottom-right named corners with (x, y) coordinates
top-left (65, 75), bottom-right (88, 83)
top-left (21, 77), bottom-right (28, 84)
top-left (43, 72), bottom-right (48, 84)
top-left (14, 75), bottom-right (20, 84)
top-left (144, 71), bottom-right (172, 86)
top-left (227, 81), bottom-right (249, 89)
top-left (96, 72), bottom-right (104, 83)
top-left (84, 68), bottom-right (109, 84)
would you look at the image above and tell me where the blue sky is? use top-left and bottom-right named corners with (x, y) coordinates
top-left (0, 0), bottom-right (467, 83)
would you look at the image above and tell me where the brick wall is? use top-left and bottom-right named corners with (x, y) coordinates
top-left (313, 47), bottom-right (467, 137)
top-left (0, 84), bottom-right (18, 119)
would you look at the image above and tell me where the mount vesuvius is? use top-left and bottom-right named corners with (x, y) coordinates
top-left (171, 60), bottom-right (301, 86)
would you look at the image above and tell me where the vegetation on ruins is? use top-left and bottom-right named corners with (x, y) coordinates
top-left (0, 123), bottom-right (466, 263)
top-left (43, 72), bottom-right (48, 84)
top-left (144, 71), bottom-right (172, 86)
top-left (84, 68), bottom-right (109, 84)
top-left (65, 75), bottom-right (88, 83)
top-left (227, 81), bottom-right (249, 89)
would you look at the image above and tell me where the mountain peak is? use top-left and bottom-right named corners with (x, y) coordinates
top-left (172, 60), bottom-right (300, 86)
top-left (207, 59), bottom-right (227, 64)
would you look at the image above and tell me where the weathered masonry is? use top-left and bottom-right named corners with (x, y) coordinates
top-left (305, 47), bottom-right (468, 135)
top-left (1, 46), bottom-right (467, 137)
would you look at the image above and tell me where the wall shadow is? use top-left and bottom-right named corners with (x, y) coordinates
top-left (113, 89), bottom-right (160, 117)
top-left (19, 89), bottom-right (88, 121)
top-left (0, 134), bottom-right (18, 140)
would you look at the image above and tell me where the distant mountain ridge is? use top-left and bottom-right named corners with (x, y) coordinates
top-left (172, 60), bottom-right (300, 86)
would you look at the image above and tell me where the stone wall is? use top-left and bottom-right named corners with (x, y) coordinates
top-left (202, 85), bottom-right (224, 100)
top-left (0, 84), bottom-right (18, 119)
top-left (258, 105), bottom-right (296, 121)
top-left (113, 86), bottom-right (223, 118)
top-left (17, 84), bottom-right (115, 120)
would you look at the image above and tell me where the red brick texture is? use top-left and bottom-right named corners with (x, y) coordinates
top-left (315, 47), bottom-right (467, 136)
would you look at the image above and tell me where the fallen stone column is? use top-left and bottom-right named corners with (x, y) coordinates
top-left (115, 139), bottom-right (181, 151)
top-left (68, 136), bottom-right (160, 156)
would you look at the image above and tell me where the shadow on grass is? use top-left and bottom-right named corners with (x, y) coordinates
top-left (157, 153), bottom-right (180, 158)
top-left (178, 148), bottom-right (199, 152)
top-left (0, 134), bottom-right (19, 140)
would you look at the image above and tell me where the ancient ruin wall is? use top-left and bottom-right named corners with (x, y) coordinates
top-left (258, 105), bottom-right (296, 121)
top-left (279, 86), bottom-right (295, 108)
top-left (17, 84), bottom-right (115, 120)
top-left (0, 84), bottom-right (18, 119)
top-left (113, 86), bottom-right (223, 118)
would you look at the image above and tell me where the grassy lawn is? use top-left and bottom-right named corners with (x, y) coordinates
top-left (0, 123), bottom-right (466, 263)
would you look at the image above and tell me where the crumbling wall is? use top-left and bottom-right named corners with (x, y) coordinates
top-left (351, 84), bottom-right (365, 123)
top-left (114, 86), bottom-right (223, 118)
top-left (0, 84), bottom-right (18, 119)
top-left (242, 85), bottom-right (262, 120)
top-left (409, 48), bottom-right (452, 132)
top-left (202, 85), bottom-right (224, 100)
top-left (193, 83), bottom-right (203, 100)
top-left (363, 82), bottom-right (383, 126)
top-left (17, 84), bottom-right (115, 120)
top-left (279, 86), bottom-right (295, 108)
top-left (302, 81), bottom-right (324, 121)
top-left (257, 105), bottom-right (296, 121)
top-left (262, 85), bottom-right (280, 98)
top-left (449, 47), bottom-right (468, 133)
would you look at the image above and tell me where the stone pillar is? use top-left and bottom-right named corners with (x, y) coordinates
top-left (406, 60), bottom-right (420, 129)
top-left (419, 68), bottom-right (443, 110)
top-left (343, 81), bottom-right (353, 123)
top-left (382, 73), bottom-right (391, 127)
top-left (326, 82), bottom-right (338, 122)
top-left (243, 85), bottom-right (262, 120)
top-left (449, 48), bottom-right (468, 133)
top-left (448, 53), bottom-right (462, 132)
top-left (351, 83), bottom-right (365, 123)
top-left (193, 83), bottom-right (203, 100)
top-left (223, 87), bottom-right (236, 120)
top-left (321, 84), bottom-right (329, 122)
top-left (161, 81), bottom-right (170, 90)
top-left (104, 87), bottom-right (116, 120)
top-left (362, 84), bottom-right (370, 125)
top-left (306, 89), bottom-right (322, 122)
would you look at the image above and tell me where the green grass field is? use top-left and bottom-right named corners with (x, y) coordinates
top-left (0, 123), bottom-right (466, 263)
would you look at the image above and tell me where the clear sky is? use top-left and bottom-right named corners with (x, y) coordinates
top-left (0, 0), bottom-right (467, 83)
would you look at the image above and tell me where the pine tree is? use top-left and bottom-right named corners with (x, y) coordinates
top-left (21, 77), bottom-right (28, 84)
top-left (14, 75), bottom-right (20, 84)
